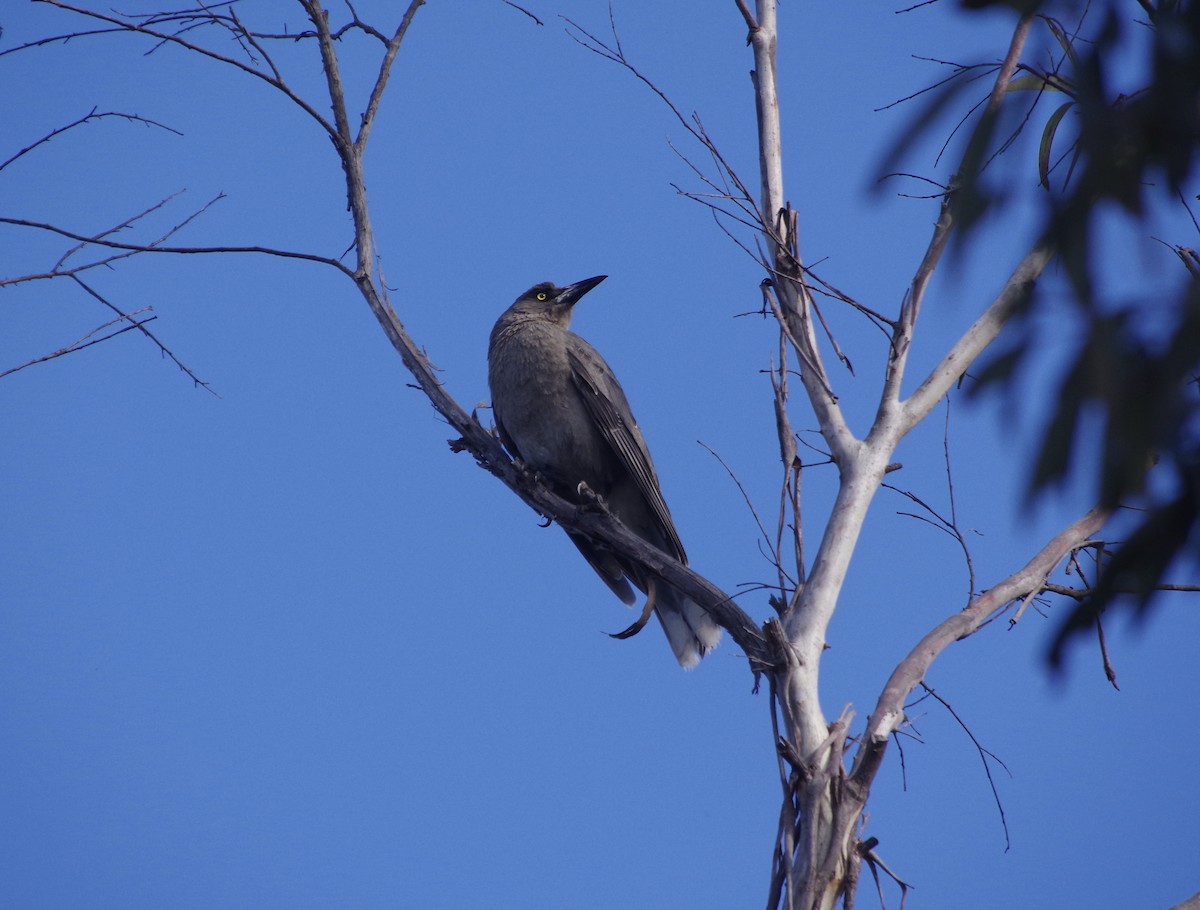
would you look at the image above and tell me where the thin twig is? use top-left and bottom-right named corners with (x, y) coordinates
top-left (356, 1), bottom-right (424, 154)
top-left (920, 683), bottom-right (1011, 851)
top-left (0, 108), bottom-right (181, 174)
top-left (32, 1), bottom-right (340, 140)
top-left (1095, 613), bottom-right (1120, 690)
top-left (502, 0), bottom-right (544, 26)
top-left (70, 276), bottom-right (215, 393)
top-left (0, 310), bottom-right (155, 380)
top-left (1, 216), bottom-right (355, 276)
top-left (699, 439), bottom-right (784, 583)
top-left (852, 505), bottom-right (1111, 792)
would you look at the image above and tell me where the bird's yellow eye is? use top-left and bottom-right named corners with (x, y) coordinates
top-left (536, 292), bottom-right (548, 301)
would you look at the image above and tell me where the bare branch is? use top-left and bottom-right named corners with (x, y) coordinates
top-left (874, 58), bottom-right (996, 113)
top-left (564, 12), bottom-right (759, 217)
top-left (767, 269), bottom-right (857, 462)
top-left (883, 478), bottom-right (977, 602)
top-left (918, 683), bottom-right (1011, 850)
top-left (850, 504), bottom-right (1111, 788)
top-left (878, 13), bottom-right (1036, 430)
top-left (762, 281), bottom-right (837, 406)
top-left (226, 7), bottom-right (286, 83)
top-left (0, 216), bottom-right (355, 277)
top-left (2, 194), bottom-right (194, 289)
top-left (70, 275), bottom-right (214, 392)
top-left (355, 1), bottom-right (424, 154)
top-left (0, 25), bottom-right (131, 58)
top-left (878, 186), bottom-right (955, 410)
top-left (1096, 613), bottom-right (1120, 690)
top-left (1042, 581), bottom-right (1200, 596)
top-left (769, 338), bottom-right (805, 597)
top-left (58, 191), bottom-right (195, 271)
top-left (899, 242), bottom-right (1053, 433)
top-left (700, 440), bottom-right (784, 583)
top-left (742, 5), bottom-right (857, 473)
top-left (0, 308), bottom-right (154, 380)
top-left (501, 1), bottom-right (544, 27)
top-left (447, 415), bottom-right (773, 673)
top-left (303, 0), bottom-right (355, 148)
top-left (733, 0), bottom-right (759, 35)
top-left (0, 108), bottom-right (181, 174)
top-left (940, 397), bottom-right (976, 597)
top-left (32, 1), bottom-right (340, 140)
top-left (980, 14), bottom-right (1037, 136)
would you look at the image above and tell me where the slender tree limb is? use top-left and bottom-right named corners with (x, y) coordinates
top-left (70, 275), bottom-right (214, 392)
top-left (849, 504), bottom-right (1111, 790)
top-left (0, 216), bottom-right (356, 276)
top-left (33, 1), bottom-right (341, 140)
top-left (898, 242), bottom-right (1053, 433)
top-left (501, 1), bottom-right (544, 27)
top-left (0, 108), bottom-right (181, 174)
top-left (0, 26), bottom-right (129, 58)
top-left (919, 683), bottom-right (1012, 851)
top-left (877, 12), bottom-right (1035, 436)
top-left (762, 282), bottom-right (838, 408)
top-left (1042, 582), bottom-right (1200, 596)
top-left (355, 2), bottom-right (423, 155)
top-left (859, 841), bottom-right (912, 910)
top-left (734, 0), bottom-right (759, 34)
top-left (2, 194), bottom-right (188, 289)
top-left (700, 439), bottom-right (791, 592)
top-left (878, 187), bottom-right (955, 411)
top-left (744, 3), bottom-right (856, 478)
top-left (767, 675), bottom-right (798, 910)
top-left (768, 335), bottom-right (805, 595)
top-left (1095, 614), bottom-right (1120, 690)
top-left (564, 13), bottom-right (759, 215)
top-left (0, 309), bottom-right (155, 380)
top-left (55, 190), bottom-right (198, 271)
top-left (304, 1), bottom-right (355, 148)
top-left (884, 479), bottom-right (977, 602)
top-left (3, 193), bottom-right (219, 390)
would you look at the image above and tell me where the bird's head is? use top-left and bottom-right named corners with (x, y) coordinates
top-left (508, 275), bottom-right (607, 326)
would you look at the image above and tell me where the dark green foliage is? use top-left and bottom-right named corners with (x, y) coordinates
top-left (920, 2), bottom-right (1200, 662)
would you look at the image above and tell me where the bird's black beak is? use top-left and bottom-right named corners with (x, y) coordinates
top-left (558, 275), bottom-right (607, 308)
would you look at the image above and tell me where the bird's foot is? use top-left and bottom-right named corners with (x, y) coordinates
top-left (511, 459), bottom-right (549, 488)
top-left (608, 579), bottom-right (657, 641)
top-left (575, 481), bottom-right (610, 513)
top-left (511, 463), bottom-right (559, 527)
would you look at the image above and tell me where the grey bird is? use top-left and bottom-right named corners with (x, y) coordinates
top-left (487, 275), bottom-right (721, 668)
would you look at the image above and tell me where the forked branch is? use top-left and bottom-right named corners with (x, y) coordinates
top-left (850, 504), bottom-right (1111, 788)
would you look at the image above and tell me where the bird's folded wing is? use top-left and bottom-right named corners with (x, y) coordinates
top-left (566, 339), bottom-right (687, 562)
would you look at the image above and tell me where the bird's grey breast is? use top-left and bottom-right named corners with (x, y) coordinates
top-left (488, 317), bottom-right (611, 484)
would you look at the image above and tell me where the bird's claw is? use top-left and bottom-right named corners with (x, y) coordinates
top-left (607, 580), bottom-right (657, 640)
top-left (576, 481), bottom-right (609, 513)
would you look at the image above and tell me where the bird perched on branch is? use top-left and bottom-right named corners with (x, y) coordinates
top-left (487, 275), bottom-right (721, 667)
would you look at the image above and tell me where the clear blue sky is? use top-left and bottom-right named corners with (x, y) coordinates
top-left (2, 2), bottom-right (1197, 908)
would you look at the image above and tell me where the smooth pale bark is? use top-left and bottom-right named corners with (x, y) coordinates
top-left (742, 4), bottom-right (1060, 908)
top-left (12, 6), bottom-right (1115, 910)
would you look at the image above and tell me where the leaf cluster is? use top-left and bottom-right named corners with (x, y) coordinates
top-left (963, 0), bottom-right (1200, 661)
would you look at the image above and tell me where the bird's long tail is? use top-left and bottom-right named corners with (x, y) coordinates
top-left (653, 582), bottom-right (722, 669)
